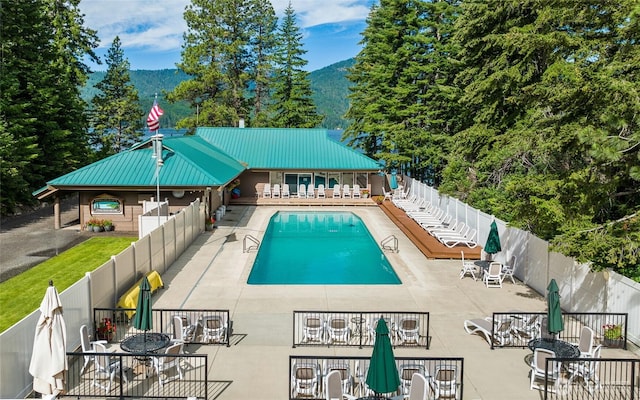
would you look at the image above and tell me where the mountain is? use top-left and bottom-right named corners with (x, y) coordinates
top-left (81, 59), bottom-right (354, 129)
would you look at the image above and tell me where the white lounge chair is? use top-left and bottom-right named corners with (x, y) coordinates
top-left (282, 183), bottom-right (290, 198)
top-left (333, 184), bottom-right (341, 198)
top-left (352, 184), bottom-right (361, 198)
top-left (463, 317), bottom-right (514, 346)
top-left (342, 184), bottom-right (351, 198)
top-left (439, 228), bottom-right (478, 248)
top-left (262, 183), bottom-right (271, 198)
top-left (297, 184), bottom-right (307, 199)
top-left (317, 184), bottom-right (326, 198)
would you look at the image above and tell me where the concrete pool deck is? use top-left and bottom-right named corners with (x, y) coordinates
top-left (151, 205), bottom-right (636, 399)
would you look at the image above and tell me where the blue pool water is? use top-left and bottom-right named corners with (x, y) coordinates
top-left (247, 211), bottom-right (401, 284)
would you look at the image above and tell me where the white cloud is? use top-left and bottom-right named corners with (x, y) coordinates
top-left (80, 0), bottom-right (370, 49)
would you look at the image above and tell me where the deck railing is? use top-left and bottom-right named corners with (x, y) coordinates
top-left (541, 357), bottom-right (639, 399)
top-left (289, 355), bottom-right (464, 400)
top-left (292, 311), bottom-right (430, 349)
top-left (489, 312), bottom-right (628, 350)
top-left (65, 350), bottom-right (209, 398)
top-left (93, 308), bottom-right (232, 347)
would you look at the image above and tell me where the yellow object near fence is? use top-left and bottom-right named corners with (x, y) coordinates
top-left (117, 270), bottom-right (164, 318)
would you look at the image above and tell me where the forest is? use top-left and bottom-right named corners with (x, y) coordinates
top-left (1, 0), bottom-right (638, 279)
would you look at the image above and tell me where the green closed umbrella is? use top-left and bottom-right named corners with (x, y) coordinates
top-left (132, 276), bottom-right (153, 332)
top-left (484, 220), bottom-right (501, 260)
top-left (547, 279), bottom-right (564, 336)
top-left (366, 317), bottom-right (400, 396)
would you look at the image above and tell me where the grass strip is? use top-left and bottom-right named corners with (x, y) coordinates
top-left (0, 236), bottom-right (136, 332)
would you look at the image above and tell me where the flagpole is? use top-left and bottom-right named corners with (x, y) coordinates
top-left (148, 93), bottom-right (164, 230)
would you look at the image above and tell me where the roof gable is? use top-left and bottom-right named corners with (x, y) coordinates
top-left (195, 127), bottom-right (381, 170)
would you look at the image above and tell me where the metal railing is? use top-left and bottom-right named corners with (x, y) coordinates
top-left (292, 311), bottom-right (430, 349)
top-left (381, 234), bottom-right (399, 252)
top-left (289, 355), bottom-right (464, 400)
top-left (243, 234), bottom-right (260, 252)
top-left (541, 357), bottom-right (639, 399)
top-left (488, 312), bottom-right (628, 350)
top-left (65, 350), bottom-right (208, 398)
top-left (93, 308), bottom-right (232, 347)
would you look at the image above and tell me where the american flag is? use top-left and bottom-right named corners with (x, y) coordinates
top-left (147, 99), bottom-right (164, 132)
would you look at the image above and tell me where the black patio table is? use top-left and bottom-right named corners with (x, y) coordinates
top-left (527, 337), bottom-right (580, 358)
top-left (120, 332), bottom-right (171, 354)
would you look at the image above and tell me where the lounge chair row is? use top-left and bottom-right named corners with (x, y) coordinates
top-left (261, 183), bottom-right (365, 199)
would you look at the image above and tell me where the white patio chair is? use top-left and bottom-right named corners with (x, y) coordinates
top-left (459, 251), bottom-right (478, 280)
top-left (323, 360), bottom-right (354, 397)
top-left (397, 363), bottom-right (426, 395)
top-left (566, 344), bottom-right (601, 393)
top-left (431, 365), bottom-right (457, 399)
top-left (530, 348), bottom-right (560, 392)
top-left (291, 362), bottom-right (320, 398)
top-left (397, 316), bottom-right (420, 345)
top-left (572, 326), bottom-right (595, 357)
top-left (297, 184), bottom-right (307, 199)
top-left (307, 184), bottom-right (315, 198)
top-left (352, 184), bottom-right (361, 198)
top-left (483, 262), bottom-right (503, 288)
top-left (92, 342), bottom-right (128, 392)
top-left (272, 183), bottom-right (281, 198)
top-left (333, 184), bottom-right (341, 198)
top-left (501, 255), bottom-right (517, 284)
top-left (302, 313), bottom-right (325, 343)
top-left (342, 184), bottom-right (351, 198)
top-left (317, 184), bottom-right (326, 198)
top-left (80, 324), bottom-right (107, 375)
top-left (325, 369), bottom-right (357, 400)
top-left (201, 314), bottom-right (227, 343)
top-left (152, 342), bottom-right (184, 385)
top-left (171, 313), bottom-right (196, 344)
top-left (262, 183), bottom-right (271, 198)
top-left (327, 315), bottom-right (351, 344)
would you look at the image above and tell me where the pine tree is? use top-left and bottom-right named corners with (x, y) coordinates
top-left (269, 2), bottom-right (323, 128)
top-left (90, 37), bottom-right (143, 156)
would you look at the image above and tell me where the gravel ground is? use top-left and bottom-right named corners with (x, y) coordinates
top-left (0, 195), bottom-right (90, 283)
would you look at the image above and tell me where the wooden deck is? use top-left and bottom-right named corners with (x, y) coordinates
top-left (228, 196), bottom-right (481, 260)
top-left (379, 200), bottom-right (482, 260)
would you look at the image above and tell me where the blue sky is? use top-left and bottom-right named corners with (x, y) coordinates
top-left (79, 0), bottom-right (372, 72)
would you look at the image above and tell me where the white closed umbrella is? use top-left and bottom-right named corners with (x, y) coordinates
top-left (29, 281), bottom-right (67, 399)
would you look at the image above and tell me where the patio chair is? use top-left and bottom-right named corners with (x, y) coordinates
top-left (355, 359), bottom-right (372, 397)
top-left (501, 255), bottom-right (517, 284)
top-left (382, 187), bottom-right (393, 201)
top-left (152, 342), bottom-right (184, 385)
top-left (323, 360), bottom-right (354, 396)
top-left (171, 314), bottom-right (196, 344)
top-left (367, 316), bottom-right (396, 344)
top-left (333, 184), bottom-right (341, 198)
top-left (325, 369), bottom-right (357, 400)
top-left (297, 184), bottom-right (307, 199)
top-left (342, 184), bottom-right (351, 198)
top-left (317, 184), bottom-right (326, 198)
top-left (397, 316), bottom-right (420, 344)
top-left (80, 324), bottom-right (107, 375)
top-left (483, 262), bottom-right (503, 288)
top-left (431, 365), bottom-right (457, 399)
top-left (272, 183), bottom-right (281, 198)
top-left (282, 183), bottom-right (290, 198)
top-left (92, 342), bottom-right (128, 392)
top-left (327, 315), bottom-right (351, 344)
top-left (572, 326), bottom-right (595, 357)
top-left (201, 314), bottom-right (227, 343)
top-left (512, 314), bottom-right (541, 341)
top-left (459, 251), bottom-right (478, 280)
top-left (291, 362), bottom-right (320, 398)
top-left (530, 348), bottom-right (560, 392)
top-left (397, 363), bottom-right (426, 395)
top-left (302, 313), bottom-right (325, 343)
top-left (307, 184), bottom-right (315, 198)
top-left (352, 184), bottom-right (361, 198)
top-left (463, 317), bottom-right (515, 346)
top-left (566, 344), bottom-right (601, 393)
top-left (391, 371), bottom-right (432, 400)
top-left (262, 183), bottom-right (271, 198)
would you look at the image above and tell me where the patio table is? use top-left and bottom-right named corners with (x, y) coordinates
top-left (527, 337), bottom-right (580, 358)
top-left (120, 332), bottom-right (171, 377)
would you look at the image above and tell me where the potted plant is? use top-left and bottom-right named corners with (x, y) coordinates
top-left (361, 189), bottom-right (370, 198)
top-left (205, 216), bottom-right (215, 231)
top-left (103, 219), bottom-right (114, 231)
top-left (602, 323), bottom-right (624, 347)
top-left (87, 217), bottom-right (104, 232)
top-left (96, 317), bottom-right (117, 342)
top-left (372, 195), bottom-right (385, 205)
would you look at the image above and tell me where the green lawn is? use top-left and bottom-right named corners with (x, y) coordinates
top-left (0, 236), bottom-right (136, 332)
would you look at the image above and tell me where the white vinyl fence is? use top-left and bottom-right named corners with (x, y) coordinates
top-left (406, 178), bottom-right (639, 345)
top-left (0, 199), bottom-right (204, 399)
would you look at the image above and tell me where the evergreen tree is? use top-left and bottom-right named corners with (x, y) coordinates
top-left (269, 2), bottom-right (323, 128)
top-left (90, 37), bottom-right (143, 156)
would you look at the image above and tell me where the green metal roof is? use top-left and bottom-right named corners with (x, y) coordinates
top-left (40, 136), bottom-right (245, 190)
top-left (196, 127), bottom-right (381, 170)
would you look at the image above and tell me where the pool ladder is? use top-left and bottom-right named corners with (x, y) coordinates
top-left (243, 234), bottom-right (260, 253)
top-left (381, 235), bottom-right (398, 253)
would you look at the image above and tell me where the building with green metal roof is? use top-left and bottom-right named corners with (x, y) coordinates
top-left (35, 128), bottom-right (383, 233)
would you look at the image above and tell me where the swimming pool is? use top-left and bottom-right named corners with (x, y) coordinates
top-left (247, 211), bottom-right (401, 284)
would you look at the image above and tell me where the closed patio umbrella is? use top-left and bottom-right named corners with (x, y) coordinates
top-left (29, 280), bottom-right (67, 399)
top-left (547, 279), bottom-right (564, 337)
top-left (132, 276), bottom-right (153, 351)
top-left (389, 171), bottom-right (399, 190)
top-left (484, 220), bottom-right (501, 261)
top-left (366, 317), bottom-right (400, 396)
